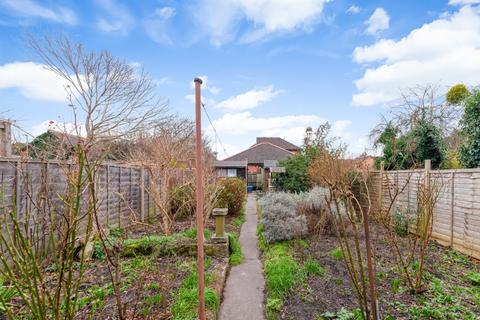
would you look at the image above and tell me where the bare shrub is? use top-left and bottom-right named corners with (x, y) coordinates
top-left (294, 187), bottom-right (337, 235)
top-left (378, 167), bottom-right (443, 293)
top-left (129, 118), bottom-right (222, 234)
top-left (308, 150), bottom-right (378, 320)
top-left (259, 192), bottom-right (307, 244)
top-left (0, 154), bottom-right (95, 320)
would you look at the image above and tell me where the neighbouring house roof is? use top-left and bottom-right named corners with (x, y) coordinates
top-left (215, 160), bottom-right (248, 168)
top-left (224, 142), bottom-right (294, 165)
top-left (256, 137), bottom-right (300, 151)
top-left (47, 129), bottom-right (85, 146)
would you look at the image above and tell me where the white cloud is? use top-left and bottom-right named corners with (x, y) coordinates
top-left (191, 0), bottom-right (329, 45)
top-left (207, 111), bottom-right (322, 140)
top-left (449, 0), bottom-right (480, 5)
top-left (0, 62), bottom-right (67, 102)
top-left (29, 120), bottom-right (85, 138)
top-left (346, 5), bottom-right (360, 14)
top-left (365, 8), bottom-right (389, 35)
top-left (353, 6), bottom-right (480, 107)
top-left (215, 85), bottom-right (282, 110)
top-left (144, 6), bottom-right (176, 45)
top-left (96, 0), bottom-right (134, 35)
top-left (332, 120), bottom-right (352, 138)
top-left (207, 112), bottom-right (356, 157)
top-left (0, 0), bottom-right (77, 25)
top-left (190, 75), bottom-right (220, 95)
top-left (213, 142), bottom-right (248, 160)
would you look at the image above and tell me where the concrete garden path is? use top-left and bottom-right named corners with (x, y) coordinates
top-left (219, 193), bottom-right (265, 320)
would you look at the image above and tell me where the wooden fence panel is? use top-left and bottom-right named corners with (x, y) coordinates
top-left (367, 167), bottom-right (480, 260)
top-left (0, 159), bottom-right (150, 235)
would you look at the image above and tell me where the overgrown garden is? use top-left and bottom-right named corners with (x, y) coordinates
top-left (0, 35), bottom-right (248, 320)
top-left (262, 85), bottom-right (480, 319)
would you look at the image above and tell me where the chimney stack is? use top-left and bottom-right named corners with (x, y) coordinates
top-left (0, 119), bottom-right (12, 157)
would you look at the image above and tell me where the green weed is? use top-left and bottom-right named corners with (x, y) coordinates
top-left (303, 258), bottom-right (325, 277)
top-left (228, 233), bottom-right (243, 266)
top-left (170, 260), bottom-right (218, 320)
top-left (330, 247), bottom-right (343, 260)
top-left (391, 278), bottom-right (402, 293)
top-left (171, 287), bottom-right (218, 320)
top-left (145, 294), bottom-right (165, 306)
top-left (0, 276), bottom-right (16, 312)
top-left (466, 272), bottom-right (480, 286)
top-left (179, 228), bottom-right (212, 240)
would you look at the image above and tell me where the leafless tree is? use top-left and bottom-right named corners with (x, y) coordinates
top-left (29, 34), bottom-right (168, 146)
top-left (129, 117), bottom-right (221, 234)
top-left (370, 84), bottom-right (462, 147)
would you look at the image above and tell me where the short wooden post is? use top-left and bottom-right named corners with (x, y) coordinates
top-left (378, 161), bottom-right (385, 213)
top-left (106, 165), bottom-right (110, 226)
top-left (129, 167), bottom-right (133, 211)
top-left (424, 159), bottom-right (431, 188)
top-left (140, 167), bottom-right (145, 222)
top-left (212, 208), bottom-right (228, 242)
top-left (450, 171), bottom-right (455, 247)
top-left (118, 166), bottom-right (121, 227)
top-left (15, 160), bottom-right (21, 217)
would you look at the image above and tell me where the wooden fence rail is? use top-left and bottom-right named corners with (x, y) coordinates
top-left (366, 164), bottom-right (480, 260)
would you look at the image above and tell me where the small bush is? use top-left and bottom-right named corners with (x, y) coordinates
top-left (259, 192), bottom-right (307, 243)
top-left (168, 183), bottom-right (195, 218)
top-left (295, 187), bottom-right (337, 235)
top-left (215, 178), bottom-right (246, 216)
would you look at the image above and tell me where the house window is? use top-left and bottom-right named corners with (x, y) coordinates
top-left (227, 168), bottom-right (237, 177)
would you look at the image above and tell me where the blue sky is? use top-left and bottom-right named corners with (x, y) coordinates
top-left (1, 0), bottom-right (479, 159)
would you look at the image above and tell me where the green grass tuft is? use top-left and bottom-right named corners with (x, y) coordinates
top-left (171, 287), bottom-right (218, 320)
top-left (466, 272), bottom-right (480, 286)
top-left (171, 260), bottom-right (218, 320)
top-left (264, 248), bottom-right (302, 300)
top-left (228, 233), bottom-right (243, 266)
top-left (303, 258), bottom-right (325, 277)
top-left (330, 247), bottom-right (343, 260)
top-left (179, 228), bottom-right (212, 240)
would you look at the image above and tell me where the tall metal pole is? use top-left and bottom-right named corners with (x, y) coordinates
top-left (194, 77), bottom-right (206, 320)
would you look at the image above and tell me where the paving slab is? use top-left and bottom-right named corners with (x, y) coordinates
top-left (219, 193), bottom-right (265, 320)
